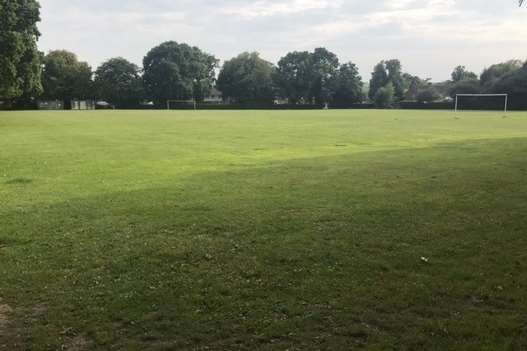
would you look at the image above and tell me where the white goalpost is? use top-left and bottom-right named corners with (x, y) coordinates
top-left (454, 94), bottom-right (509, 113)
top-left (166, 99), bottom-right (197, 110)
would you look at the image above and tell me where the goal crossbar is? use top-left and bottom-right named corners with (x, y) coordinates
top-left (455, 94), bottom-right (508, 112)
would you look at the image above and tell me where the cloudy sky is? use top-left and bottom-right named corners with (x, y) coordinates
top-left (38, 0), bottom-right (527, 81)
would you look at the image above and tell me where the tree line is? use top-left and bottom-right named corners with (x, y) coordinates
top-left (2, 0), bottom-right (527, 109)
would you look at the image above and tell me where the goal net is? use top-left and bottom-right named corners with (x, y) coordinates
top-left (454, 94), bottom-right (508, 112)
top-left (167, 100), bottom-right (197, 110)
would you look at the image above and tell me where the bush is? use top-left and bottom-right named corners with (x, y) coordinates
top-left (398, 101), bottom-right (452, 110)
top-left (416, 88), bottom-right (440, 103)
top-left (373, 83), bottom-right (394, 108)
top-left (449, 79), bottom-right (481, 97)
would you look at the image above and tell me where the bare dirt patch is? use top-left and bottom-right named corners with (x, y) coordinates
top-left (63, 335), bottom-right (91, 351)
top-left (0, 302), bottom-right (13, 328)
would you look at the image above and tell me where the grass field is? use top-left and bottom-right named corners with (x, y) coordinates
top-left (1, 109), bottom-right (527, 350)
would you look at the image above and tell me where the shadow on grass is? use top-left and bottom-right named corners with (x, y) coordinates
top-left (1, 137), bottom-right (527, 350)
top-left (4, 177), bottom-right (33, 185)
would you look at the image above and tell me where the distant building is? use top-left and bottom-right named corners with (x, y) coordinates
top-left (96, 101), bottom-right (114, 109)
top-left (71, 100), bottom-right (95, 110)
top-left (37, 99), bottom-right (95, 110)
top-left (204, 88), bottom-right (223, 103)
top-left (274, 98), bottom-right (289, 105)
top-left (37, 100), bottom-right (64, 110)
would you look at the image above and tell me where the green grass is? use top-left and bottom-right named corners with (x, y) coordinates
top-left (1, 109), bottom-right (527, 350)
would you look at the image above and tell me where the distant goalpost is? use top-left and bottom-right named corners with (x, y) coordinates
top-left (167, 99), bottom-right (197, 110)
top-left (454, 94), bottom-right (509, 113)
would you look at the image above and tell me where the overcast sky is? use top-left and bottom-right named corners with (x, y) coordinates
top-left (38, 0), bottom-right (527, 81)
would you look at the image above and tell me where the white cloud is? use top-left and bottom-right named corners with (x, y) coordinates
top-left (36, 0), bottom-right (527, 81)
top-left (220, 0), bottom-right (343, 19)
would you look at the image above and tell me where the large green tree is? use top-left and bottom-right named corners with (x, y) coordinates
top-left (369, 59), bottom-right (405, 101)
top-left (42, 50), bottom-right (93, 105)
top-left (217, 52), bottom-right (275, 104)
top-left (456, 62), bottom-right (527, 109)
top-left (0, 0), bottom-right (42, 100)
top-left (310, 48), bottom-right (340, 104)
top-left (331, 62), bottom-right (364, 106)
top-left (274, 51), bottom-right (313, 104)
top-left (274, 48), bottom-right (341, 105)
top-left (368, 62), bottom-right (388, 100)
top-left (448, 65), bottom-right (481, 98)
top-left (451, 65), bottom-right (478, 83)
top-left (143, 41), bottom-right (218, 107)
top-left (94, 57), bottom-right (144, 108)
top-left (404, 74), bottom-right (430, 101)
top-left (385, 59), bottom-right (405, 100)
top-left (488, 63), bottom-right (527, 96)
top-left (480, 60), bottom-right (523, 87)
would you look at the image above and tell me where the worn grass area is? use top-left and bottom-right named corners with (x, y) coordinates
top-left (1, 109), bottom-right (527, 350)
